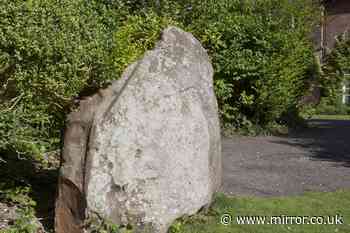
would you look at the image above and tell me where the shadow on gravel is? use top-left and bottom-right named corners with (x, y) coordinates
top-left (271, 119), bottom-right (350, 167)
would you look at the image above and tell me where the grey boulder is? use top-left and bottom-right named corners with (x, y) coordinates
top-left (55, 26), bottom-right (221, 233)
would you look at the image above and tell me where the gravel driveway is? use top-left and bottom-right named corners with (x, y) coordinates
top-left (222, 119), bottom-right (350, 197)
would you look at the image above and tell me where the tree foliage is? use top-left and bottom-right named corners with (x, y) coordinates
top-left (316, 33), bottom-right (350, 114)
top-left (321, 33), bottom-right (350, 93)
top-left (0, 0), bottom-right (172, 159)
top-left (0, 0), bottom-right (320, 161)
top-left (149, 0), bottom-right (319, 132)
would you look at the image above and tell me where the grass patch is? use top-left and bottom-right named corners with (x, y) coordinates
top-left (170, 191), bottom-right (350, 233)
top-left (312, 115), bottom-right (350, 120)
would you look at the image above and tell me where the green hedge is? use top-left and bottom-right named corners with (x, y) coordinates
top-left (0, 0), bottom-right (174, 160)
top-left (316, 33), bottom-right (350, 114)
top-left (0, 0), bottom-right (320, 160)
top-left (324, 33), bottom-right (350, 76)
top-left (147, 0), bottom-right (319, 133)
top-left (0, 0), bottom-right (122, 158)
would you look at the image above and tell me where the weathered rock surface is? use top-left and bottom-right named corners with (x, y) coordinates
top-left (55, 26), bottom-right (221, 233)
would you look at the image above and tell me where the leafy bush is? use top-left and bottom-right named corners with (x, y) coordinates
top-left (113, 13), bottom-right (180, 78)
top-left (0, 0), bottom-right (124, 159)
top-left (316, 33), bottom-right (350, 114)
top-left (0, 0), bottom-right (320, 161)
top-left (195, 0), bottom-right (317, 131)
top-left (139, 0), bottom-right (319, 133)
top-left (0, 1), bottom-right (174, 160)
top-left (315, 95), bottom-right (350, 115)
top-left (324, 33), bottom-right (350, 77)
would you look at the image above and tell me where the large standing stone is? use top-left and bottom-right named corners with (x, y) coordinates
top-left (55, 26), bottom-right (221, 233)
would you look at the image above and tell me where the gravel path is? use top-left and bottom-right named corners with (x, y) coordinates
top-left (221, 119), bottom-right (350, 197)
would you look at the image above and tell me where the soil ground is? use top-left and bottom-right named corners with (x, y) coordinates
top-left (221, 119), bottom-right (350, 197)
